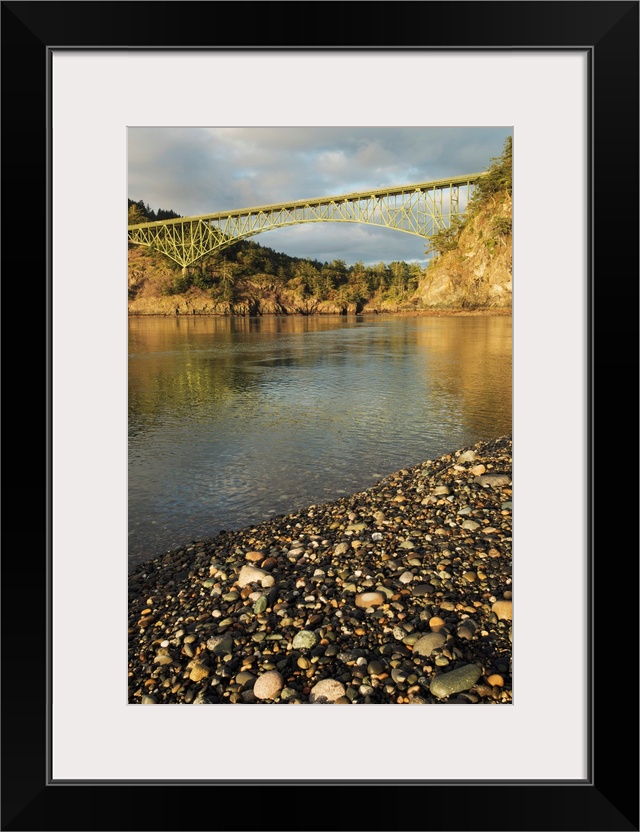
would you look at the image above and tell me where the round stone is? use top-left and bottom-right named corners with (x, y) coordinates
top-left (429, 664), bottom-right (483, 699)
top-left (391, 668), bottom-right (408, 683)
top-left (292, 630), bottom-right (318, 650)
top-left (237, 565), bottom-right (275, 588)
top-left (412, 583), bottom-right (435, 596)
top-left (412, 632), bottom-right (446, 656)
top-left (245, 551), bottom-right (264, 562)
top-left (402, 632), bottom-right (422, 646)
top-left (309, 679), bottom-right (346, 703)
top-left (429, 616), bottom-right (446, 632)
top-left (189, 663), bottom-right (210, 682)
top-left (253, 670), bottom-right (284, 700)
top-left (457, 621), bottom-right (476, 640)
top-left (492, 600), bottom-right (513, 620)
top-left (487, 674), bottom-right (504, 686)
top-left (141, 695), bottom-right (157, 704)
top-left (253, 595), bottom-right (268, 614)
top-left (355, 592), bottom-right (385, 608)
top-left (475, 473), bottom-right (511, 488)
top-left (154, 654), bottom-right (173, 665)
top-left (235, 671), bottom-right (256, 689)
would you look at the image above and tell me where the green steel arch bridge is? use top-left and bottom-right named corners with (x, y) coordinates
top-left (128, 172), bottom-right (486, 271)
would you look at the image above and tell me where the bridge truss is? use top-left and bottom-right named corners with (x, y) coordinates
top-left (128, 173), bottom-right (485, 269)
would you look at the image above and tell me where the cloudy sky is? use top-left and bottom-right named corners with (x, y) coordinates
top-left (128, 127), bottom-right (512, 266)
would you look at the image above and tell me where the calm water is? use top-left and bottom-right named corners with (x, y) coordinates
top-left (128, 315), bottom-right (512, 570)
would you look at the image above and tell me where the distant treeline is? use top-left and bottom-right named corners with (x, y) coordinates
top-left (128, 199), bottom-right (182, 224)
top-left (158, 237), bottom-right (425, 305)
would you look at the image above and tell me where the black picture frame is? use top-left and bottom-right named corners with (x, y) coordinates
top-left (3, 2), bottom-right (638, 830)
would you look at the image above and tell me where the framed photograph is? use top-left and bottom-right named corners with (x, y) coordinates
top-left (3, 2), bottom-right (637, 830)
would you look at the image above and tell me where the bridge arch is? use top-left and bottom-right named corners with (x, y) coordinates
top-left (128, 173), bottom-right (484, 269)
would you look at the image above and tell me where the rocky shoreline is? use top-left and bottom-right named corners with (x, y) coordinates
top-left (128, 434), bottom-right (512, 705)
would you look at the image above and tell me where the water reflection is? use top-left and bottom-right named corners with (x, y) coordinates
top-left (129, 315), bottom-right (512, 569)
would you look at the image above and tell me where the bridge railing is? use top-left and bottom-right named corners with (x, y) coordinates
top-left (128, 173), bottom-right (486, 268)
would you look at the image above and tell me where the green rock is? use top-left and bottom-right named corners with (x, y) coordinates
top-left (235, 671), bottom-right (256, 689)
top-left (402, 632), bottom-right (421, 646)
top-left (253, 596), bottom-right (268, 614)
top-left (429, 664), bottom-right (483, 699)
top-left (292, 630), bottom-right (318, 650)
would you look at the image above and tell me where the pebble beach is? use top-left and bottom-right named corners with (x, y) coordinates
top-left (128, 434), bottom-right (513, 705)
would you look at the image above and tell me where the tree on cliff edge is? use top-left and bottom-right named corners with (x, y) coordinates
top-left (427, 136), bottom-right (512, 257)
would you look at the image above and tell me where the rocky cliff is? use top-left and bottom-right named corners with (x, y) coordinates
top-left (416, 191), bottom-right (512, 309)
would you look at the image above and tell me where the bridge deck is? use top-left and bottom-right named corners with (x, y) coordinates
top-left (128, 173), bottom-right (486, 230)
